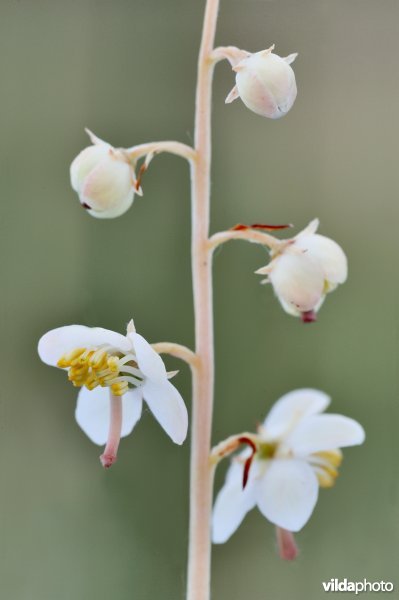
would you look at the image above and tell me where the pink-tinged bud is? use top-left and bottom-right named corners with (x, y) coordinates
top-left (256, 219), bottom-right (347, 320)
top-left (226, 46), bottom-right (298, 119)
top-left (70, 136), bottom-right (137, 219)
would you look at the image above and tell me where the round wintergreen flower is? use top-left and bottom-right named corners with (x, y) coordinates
top-left (212, 389), bottom-right (365, 542)
top-left (38, 320), bottom-right (188, 466)
top-left (256, 219), bottom-right (348, 322)
top-left (70, 130), bottom-right (139, 219)
top-left (226, 45), bottom-right (298, 119)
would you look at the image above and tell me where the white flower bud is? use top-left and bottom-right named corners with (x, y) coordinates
top-left (256, 220), bottom-right (347, 321)
top-left (70, 133), bottom-right (137, 219)
top-left (226, 45), bottom-right (298, 119)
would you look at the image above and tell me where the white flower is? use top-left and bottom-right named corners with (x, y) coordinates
top-left (225, 45), bottom-right (298, 119)
top-left (70, 130), bottom-right (139, 219)
top-left (256, 219), bottom-right (348, 321)
top-left (38, 320), bottom-right (188, 465)
top-left (212, 389), bottom-right (365, 542)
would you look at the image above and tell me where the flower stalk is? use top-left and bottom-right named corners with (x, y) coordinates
top-left (186, 0), bottom-right (220, 598)
top-left (127, 140), bottom-right (196, 163)
top-left (208, 228), bottom-right (283, 252)
top-left (151, 342), bottom-right (198, 370)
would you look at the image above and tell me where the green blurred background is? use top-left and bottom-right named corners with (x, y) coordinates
top-left (1, 0), bottom-right (398, 598)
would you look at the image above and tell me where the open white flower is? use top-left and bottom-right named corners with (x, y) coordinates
top-left (38, 320), bottom-right (188, 466)
top-left (212, 389), bottom-right (365, 544)
top-left (70, 129), bottom-right (140, 219)
top-left (256, 219), bottom-right (348, 322)
top-left (225, 45), bottom-right (298, 119)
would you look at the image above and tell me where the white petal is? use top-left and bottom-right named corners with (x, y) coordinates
top-left (81, 156), bottom-right (134, 216)
top-left (269, 251), bottom-right (325, 312)
top-left (296, 234), bottom-right (348, 284)
top-left (38, 325), bottom-right (131, 366)
top-left (131, 333), bottom-right (167, 382)
top-left (70, 145), bottom-right (109, 192)
top-left (263, 389), bottom-right (330, 439)
top-left (256, 459), bottom-right (318, 532)
top-left (87, 192), bottom-right (134, 219)
top-left (75, 387), bottom-right (143, 445)
top-left (75, 386), bottom-right (110, 445)
top-left (212, 461), bottom-right (258, 543)
top-left (287, 414), bottom-right (365, 456)
top-left (141, 379), bottom-right (188, 444)
top-left (121, 388), bottom-right (144, 437)
top-left (277, 297), bottom-right (302, 318)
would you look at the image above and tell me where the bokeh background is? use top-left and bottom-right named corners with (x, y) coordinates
top-left (1, 0), bottom-right (398, 598)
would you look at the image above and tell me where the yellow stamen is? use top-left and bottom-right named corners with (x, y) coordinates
top-left (90, 349), bottom-right (107, 369)
top-left (57, 348), bottom-right (85, 368)
top-left (58, 346), bottom-right (141, 396)
top-left (315, 449), bottom-right (343, 467)
top-left (312, 449), bottom-right (343, 488)
top-left (316, 470), bottom-right (337, 488)
top-left (111, 381), bottom-right (129, 396)
top-left (107, 356), bottom-right (120, 373)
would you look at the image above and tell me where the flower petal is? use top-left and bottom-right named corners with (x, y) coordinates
top-left (287, 414), bottom-right (365, 456)
top-left (141, 379), bottom-right (188, 444)
top-left (212, 460), bottom-right (258, 543)
top-left (38, 325), bottom-right (131, 366)
top-left (296, 234), bottom-right (347, 284)
top-left (131, 333), bottom-right (167, 382)
top-left (81, 156), bottom-right (134, 215)
top-left (263, 389), bottom-right (330, 440)
top-left (269, 251), bottom-right (325, 312)
top-left (278, 297), bottom-right (302, 318)
top-left (70, 144), bottom-right (109, 193)
top-left (121, 388), bottom-right (144, 437)
top-left (75, 386), bottom-right (143, 445)
top-left (256, 459), bottom-right (319, 532)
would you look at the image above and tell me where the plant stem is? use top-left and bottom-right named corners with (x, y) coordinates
top-left (152, 342), bottom-right (199, 369)
top-left (127, 141), bottom-right (196, 162)
top-left (208, 228), bottom-right (281, 251)
top-left (186, 1), bottom-right (220, 599)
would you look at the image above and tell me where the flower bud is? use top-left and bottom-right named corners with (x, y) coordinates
top-left (256, 220), bottom-right (347, 321)
top-left (226, 45), bottom-right (298, 119)
top-left (70, 132), bottom-right (137, 219)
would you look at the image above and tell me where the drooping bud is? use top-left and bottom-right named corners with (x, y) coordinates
top-left (256, 219), bottom-right (347, 320)
top-left (226, 45), bottom-right (298, 119)
top-left (70, 130), bottom-right (139, 219)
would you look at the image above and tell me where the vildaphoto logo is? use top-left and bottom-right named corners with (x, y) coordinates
top-left (322, 579), bottom-right (394, 594)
